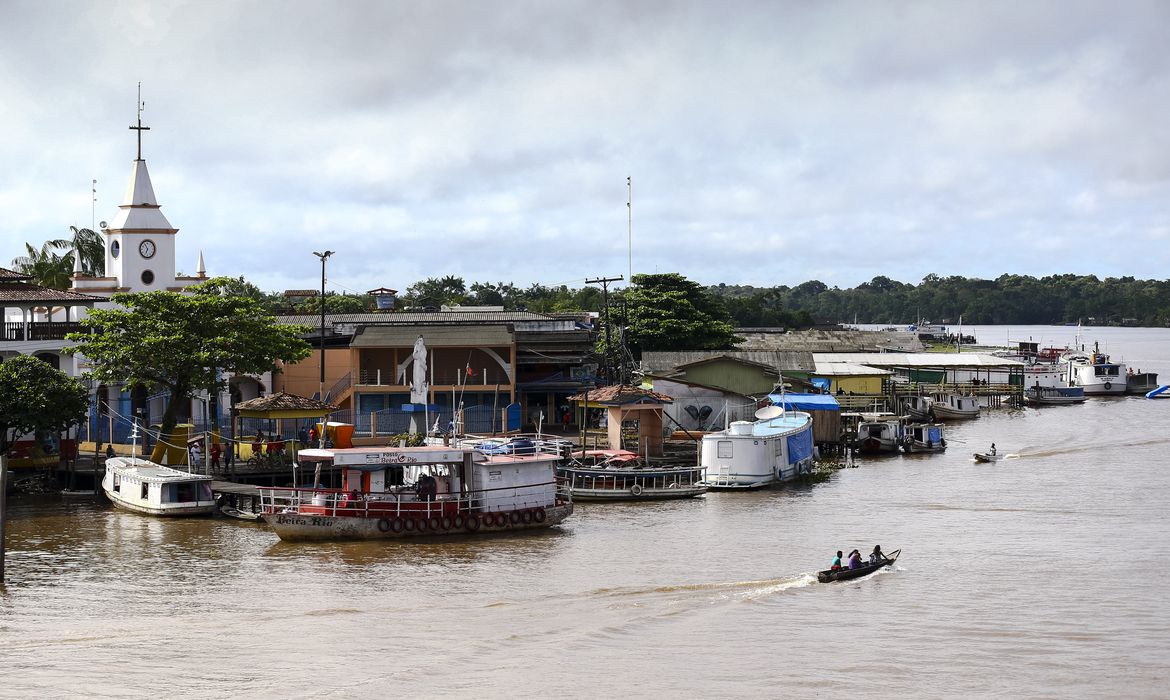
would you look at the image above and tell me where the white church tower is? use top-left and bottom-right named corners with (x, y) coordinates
top-left (73, 88), bottom-right (207, 300)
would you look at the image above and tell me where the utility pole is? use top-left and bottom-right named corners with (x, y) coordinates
top-left (312, 250), bottom-right (334, 447)
top-left (0, 454), bottom-right (6, 583)
top-left (586, 276), bottom-right (623, 385)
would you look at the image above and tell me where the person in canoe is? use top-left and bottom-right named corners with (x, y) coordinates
top-left (869, 545), bottom-right (888, 565)
top-left (847, 549), bottom-right (863, 569)
top-left (830, 550), bottom-right (843, 571)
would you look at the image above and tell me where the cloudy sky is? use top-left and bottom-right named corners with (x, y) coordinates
top-left (2, 0), bottom-right (1168, 295)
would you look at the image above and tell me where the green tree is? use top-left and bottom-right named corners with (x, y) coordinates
top-left (52, 226), bottom-right (106, 276)
top-left (624, 272), bottom-right (740, 355)
top-left (65, 278), bottom-right (312, 441)
top-left (294, 292), bottom-right (369, 314)
top-left (11, 242), bottom-right (72, 290)
top-left (0, 355), bottom-right (89, 454)
top-left (403, 276), bottom-right (468, 308)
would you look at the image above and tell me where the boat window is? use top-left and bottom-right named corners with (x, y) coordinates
top-left (141, 482), bottom-right (149, 500)
top-left (199, 483), bottom-right (213, 501)
top-left (717, 440), bottom-right (733, 458)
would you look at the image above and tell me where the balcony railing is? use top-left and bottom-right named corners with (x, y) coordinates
top-left (1, 321), bottom-right (82, 342)
top-left (357, 368), bottom-right (511, 386)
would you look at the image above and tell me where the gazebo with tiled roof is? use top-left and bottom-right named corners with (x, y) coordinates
top-left (0, 267), bottom-right (105, 343)
top-left (568, 384), bottom-right (674, 457)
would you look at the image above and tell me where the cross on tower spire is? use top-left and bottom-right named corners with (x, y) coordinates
top-left (129, 82), bottom-right (150, 161)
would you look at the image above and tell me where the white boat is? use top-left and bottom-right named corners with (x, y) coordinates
top-left (102, 456), bottom-right (216, 516)
top-left (1024, 385), bottom-right (1087, 406)
top-left (856, 419), bottom-right (904, 455)
top-left (259, 445), bottom-right (572, 541)
top-left (901, 423), bottom-right (946, 453)
top-left (700, 406), bottom-right (815, 489)
top-left (903, 396), bottom-right (933, 421)
top-left (559, 449), bottom-right (707, 501)
top-left (1062, 348), bottom-right (1126, 395)
top-left (931, 394), bottom-right (980, 420)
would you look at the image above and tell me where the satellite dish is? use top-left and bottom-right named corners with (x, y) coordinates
top-left (754, 405), bottom-right (784, 420)
top-left (99, 221), bottom-right (108, 229)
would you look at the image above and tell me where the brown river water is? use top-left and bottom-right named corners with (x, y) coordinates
top-left (2, 326), bottom-right (1168, 698)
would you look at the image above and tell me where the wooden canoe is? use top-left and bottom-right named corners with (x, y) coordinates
top-left (817, 549), bottom-right (900, 583)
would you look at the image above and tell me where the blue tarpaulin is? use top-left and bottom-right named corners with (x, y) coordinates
top-left (787, 428), bottom-right (814, 464)
top-left (928, 427), bottom-right (942, 443)
top-left (810, 377), bottom-right (832, 391)
top-left (767, 393), bottom-right (841, 412)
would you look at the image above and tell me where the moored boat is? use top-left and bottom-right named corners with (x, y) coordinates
top-left (102, 456), bottom-right (216, 517)
top-left (1062, 347), bottom-right (1126, 395)
top-left (817, 549), bottom-right (900, 582)
top-left (931, 393), bottom-right (980, 420)
top-left (559, 449), bottom-right (706, 501)
top-left (1024, 385), bottom-right (1087, 406)
top-left (856, 419), bottom-right (904, 454)
top-left (1126, 372), bottom-right (1160, 395)
top-left (700, 406), bottom-right (815, 489)
top-left (903, 395), bottom-right (933, 422)
top-left (259, 445), bottom-right (572, 541)
top-left (901, 423), bottom-right (946, 453)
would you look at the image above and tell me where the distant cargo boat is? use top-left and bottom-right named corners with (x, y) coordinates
top-left (700, 406), bottom-right (815, 489)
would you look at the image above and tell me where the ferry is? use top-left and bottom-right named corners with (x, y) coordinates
top-left (700, 406), bottom-right (815, 489)
top-left (258, 445), bottom-right (572, 541)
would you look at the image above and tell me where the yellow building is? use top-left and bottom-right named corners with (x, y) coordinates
top-left (811, 361), bottom-right (891, 395)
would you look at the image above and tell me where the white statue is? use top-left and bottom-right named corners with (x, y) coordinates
top-left (410, 335), bottom-right (429, 404)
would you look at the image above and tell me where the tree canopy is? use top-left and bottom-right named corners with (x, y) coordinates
top-left (66, 277), bottom-right (312, 438)
top-left (623, 273), bottom-right (740, 354)
top-left (0, 355), bottom-right (89, 454)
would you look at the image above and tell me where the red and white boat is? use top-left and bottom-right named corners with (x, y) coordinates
top-left (258, 445), bottom-right (573, 541)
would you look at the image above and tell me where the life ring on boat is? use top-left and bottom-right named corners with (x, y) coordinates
top-left (465, 514), bottom-right (481, 531)
top-left (1104, 382), bottom-right (1113, 390)
top-left (495, 512), bottom-right (509, 527)
top-left (453, 514), bottom-right (465, 529)
top-left (533, 507), bottom-right (547, 523)
top-left (389, 518), bottom-right (404, 533)
top-left (403, 517), bottom-right (417, 532)
top-left (509, 510), bottom-right (522, 525)
top-left (377, 518), bottom-right (392, 533)
top-left (429, 516), bottom-right (443, 531)
top-left (630, 484), bottom-right (644, 497)
top-left (520, 509), bottom-right (534, 524)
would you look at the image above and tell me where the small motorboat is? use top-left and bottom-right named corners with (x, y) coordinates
top-left (972, 452), bottom-right (1003, 463)
top-left (218, 504), bottom-right (265, 522)
top-left (818, 549), bottom-right (900, 583)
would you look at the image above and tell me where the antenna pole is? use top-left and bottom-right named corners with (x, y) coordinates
top-left (91, 179), bottom-right (97, 231)
top-left (626, 176), bottom-right (632, 283)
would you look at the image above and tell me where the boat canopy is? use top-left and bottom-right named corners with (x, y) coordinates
top-left (768, 392), bottom-right (841, 412)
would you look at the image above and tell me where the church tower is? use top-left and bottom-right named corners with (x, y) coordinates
top-left (74, 88), bottom-right (206, 300)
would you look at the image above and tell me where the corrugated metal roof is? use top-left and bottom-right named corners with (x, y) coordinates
top-left (351, 325), bottom-right (514, 347)
top-left (813, 361), bottom-right (892, 376)
top-left (640, 351), bottom-right (815, 374)
top-left (812, 352), bottom-right (1025, 368)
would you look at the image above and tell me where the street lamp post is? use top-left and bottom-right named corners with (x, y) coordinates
top-left (312, 250), bottom-right (334, 448)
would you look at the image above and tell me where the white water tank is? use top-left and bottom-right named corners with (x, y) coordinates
top-left (729, 421), bottom-right (754, 436)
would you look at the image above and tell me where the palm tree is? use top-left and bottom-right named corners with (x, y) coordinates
top-left (10, 242), bottom-right (73, 322)
top-left (44, 226), bottom-right (105, 277)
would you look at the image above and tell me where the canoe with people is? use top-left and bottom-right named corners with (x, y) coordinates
top-left (818, 545), bottom-right (901, 583)
top-left (973, 442), bottom-right (1004, 463)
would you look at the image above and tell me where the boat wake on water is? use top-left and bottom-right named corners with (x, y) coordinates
top-left (1011, 435), bottom-right (1170, 459)
top-left (591, 572), bottom-right (818, 602)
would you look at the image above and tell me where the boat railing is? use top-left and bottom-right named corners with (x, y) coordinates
top-left (258, 478), bottom-right (571, 518)
top-left (453, 433), bottom-right (574, 460)
top-left (563, 465), bottom-right (705, 492)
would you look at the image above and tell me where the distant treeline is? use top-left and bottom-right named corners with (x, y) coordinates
top-left (708, 274), bottom-right (1170, 327)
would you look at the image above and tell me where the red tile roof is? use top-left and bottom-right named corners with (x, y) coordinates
top-left (568, 384), bottom-right (674, 404)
